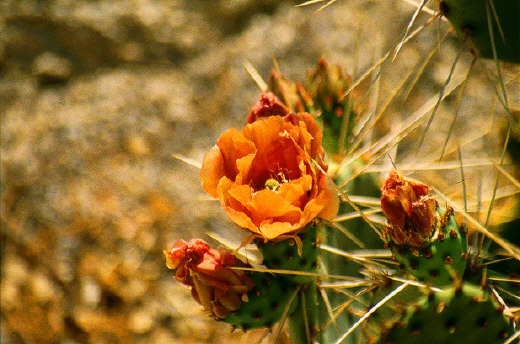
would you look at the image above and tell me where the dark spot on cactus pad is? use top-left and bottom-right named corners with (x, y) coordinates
top-left (461, 24), bottom-right (476, 37)
top-left (423, 248), bottom-right (432, 259)
top-left (410, 322), bottom-right (422, 335)
top-left (438, 231), bottom-right (445, 242)
top-left (299, 258), bottom-right (308, 267)
top-left (445, 317), bottom-right (457, 331)
top-left (429, 269), bottom-right (440, 278)
top-left (262, 278), bottom-right (271, 287)
top-left (271, 301), bottom-right (279, 310)
top-left (449, 229), bottom-right (458, 238)
top-left (254, 312), bottom-right (262, 321)
top-left (447, 324), bottom-right (456, 334)
top-left (477, 316), bottom-right (488, 328)
top-left (499, 330), bottom-right (509, 339)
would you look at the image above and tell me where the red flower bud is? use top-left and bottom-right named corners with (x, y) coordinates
top-left (164, 239), bottom-right (255, 319)
top-left (246, 92), bottom-right (291, 124)
top-left (380, 171), bottom-right (438, 247)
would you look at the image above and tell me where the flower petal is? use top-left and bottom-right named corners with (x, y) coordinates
top-left (259, 221), bottom-right (298, 240)
top-left (316, 176), bottom-right (340, 220)
top-left (249, 189), bottom-right (302, 224)
top-left (200, 145), bottom-right (226, 198)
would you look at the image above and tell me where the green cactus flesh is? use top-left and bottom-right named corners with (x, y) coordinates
top-left (223, 271), bottom-right (298, 330)
top-left (439, 0), bottom-right (520, 64)
top-left (380, 283), bottom-right (514, 344)
top-left (258, 223), bottom-right (319, 284)
top-left (390, 207), bottom-right (468, 286)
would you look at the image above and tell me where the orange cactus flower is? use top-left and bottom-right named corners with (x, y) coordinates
top-left (164, 238), bottom-right (255, 320)
top-left (380, 171), bottom-right (438, 247)
top-left (201, 93), bottom-right (339, 241)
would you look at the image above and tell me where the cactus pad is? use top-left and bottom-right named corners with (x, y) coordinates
top-left (223, 271), bottom-right (298, 330)
top-left (258, 223), bottom-right (320, 284)
top-left (380, 283), bottom-right (514, 344)
top-left (389, 206), bottom-right (468, 286)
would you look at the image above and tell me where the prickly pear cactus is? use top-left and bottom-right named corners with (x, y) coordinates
top-left (305, 58), bottom-right (358, 156)
top-left (380, 283), bottom-right (514, 344)
top-left (438, 0), bottom-right (520, 63)
top-left (224, 271), bottom-right (299, 330)
top-left (390, 206), bottom-right (468, 286)
top-left (257, 223), bottom-right (320, 284)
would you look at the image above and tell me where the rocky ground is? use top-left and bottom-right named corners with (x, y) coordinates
top-left (1, 0), bottom-right (518, 343)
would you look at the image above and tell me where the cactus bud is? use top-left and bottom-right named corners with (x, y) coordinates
top-left (164, 239), bottom-right (255, 320)
top-left (381, 171), bottom-right (438, 248)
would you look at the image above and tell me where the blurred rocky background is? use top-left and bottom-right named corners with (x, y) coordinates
top-left (2, 0), bottom-right (516, 343)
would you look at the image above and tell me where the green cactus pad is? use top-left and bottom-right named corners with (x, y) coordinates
top-left (258, 223), bottom-right (320, 284)
top-left (439, 0), bottom-right (520, 64)
top-left (380, 283), bottom-right (514, 344)
top-left (390, 207), bottom-right (468, 286)
top-left (223, 271), bottom-right (298, 330)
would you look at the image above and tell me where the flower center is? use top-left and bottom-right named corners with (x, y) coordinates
top-left (264, 178), bottom-right (281, 191)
